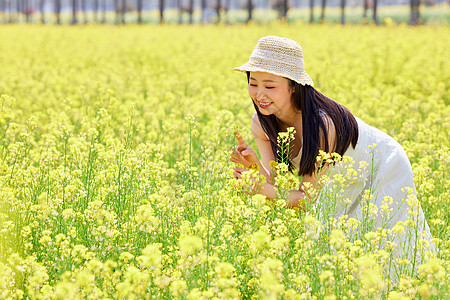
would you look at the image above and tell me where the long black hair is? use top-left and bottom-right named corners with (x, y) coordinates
top-left (247, 72), bottom-right (359, 176)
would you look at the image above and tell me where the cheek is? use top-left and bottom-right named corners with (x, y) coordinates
top-left (265, 90), bottom-right (279, 101)
top-left (278, 91), bottom-right (291, 103)
top-left (248, 86), bottom-right (257, 96)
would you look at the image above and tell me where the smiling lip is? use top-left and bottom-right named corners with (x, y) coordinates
top-left (257, 101), bottom-right (273, 109)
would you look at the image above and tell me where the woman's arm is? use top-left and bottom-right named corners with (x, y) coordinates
top-left (290, 115), bottom-right (338, 209)
top-left (233, 114), bottom-right (337, 211)
top-left (251, 113), bottom-right (276, 184)
top-left (281, 114), bottom-right (338, 210)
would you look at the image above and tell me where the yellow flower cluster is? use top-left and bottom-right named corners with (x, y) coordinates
top-left (0, 23), bottom-right (448, 298)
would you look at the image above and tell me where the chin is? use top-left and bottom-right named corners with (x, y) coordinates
top-left (258, 110), bottom-right (272, 116)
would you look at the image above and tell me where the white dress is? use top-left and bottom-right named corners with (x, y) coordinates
top-left (291, 116), bottom-right (434, 273)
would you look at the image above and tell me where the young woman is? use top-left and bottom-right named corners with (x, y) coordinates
top-left (230, 35), bottom-right (434, 265)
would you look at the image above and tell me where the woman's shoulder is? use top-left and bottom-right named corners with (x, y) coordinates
top-left (319, 113), bottom-right (337, 152)
top-left (251, 112), bottom-right (269, 141)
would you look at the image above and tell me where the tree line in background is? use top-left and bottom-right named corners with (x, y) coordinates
top-left (0, 0), bottom-right (438, 25)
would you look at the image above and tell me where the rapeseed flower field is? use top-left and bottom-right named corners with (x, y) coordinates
top-left (0, 23), bottom-right (448, 298)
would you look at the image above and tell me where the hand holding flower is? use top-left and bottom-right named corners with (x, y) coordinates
top-left (229, 131), bottom-right (259, 169)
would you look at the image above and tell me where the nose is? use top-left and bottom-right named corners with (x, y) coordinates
top-left (256, 88), bottom-right (266, 101)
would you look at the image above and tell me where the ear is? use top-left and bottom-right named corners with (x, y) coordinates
top-left (290, 85), bottom-right (295, 95)
top-left (288, 80), bottom-right (295, 94)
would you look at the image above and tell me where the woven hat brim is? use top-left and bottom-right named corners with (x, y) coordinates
top-left (234, 62), bottom-right (314, 87)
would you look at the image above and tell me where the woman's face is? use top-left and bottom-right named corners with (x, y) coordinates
top-left (248, 72), bottom-right (296, 120)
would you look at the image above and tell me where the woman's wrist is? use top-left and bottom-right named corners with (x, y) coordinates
top-left (258, 182), bottom-right (277, 200)
top-left (253, 162), bottom-right (272, 185)
top-left (257, 183), bottom-right (306, 210)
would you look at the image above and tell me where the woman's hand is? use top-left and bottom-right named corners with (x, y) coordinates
top-left (229, 131), bottom-right (259, 169)
top-left (230, 131), bottom-right (279, 199)
top-left (232, 166), bottom-right (264, 195)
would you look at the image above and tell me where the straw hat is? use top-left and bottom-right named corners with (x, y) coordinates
top-left (234, 35), bottom-right (314, 87)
